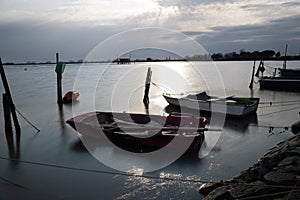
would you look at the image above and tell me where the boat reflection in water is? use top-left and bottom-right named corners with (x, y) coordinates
top-left (165, 104), bottom-right (258, 133)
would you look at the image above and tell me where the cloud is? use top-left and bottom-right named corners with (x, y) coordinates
top-left (0, 21), bottom-right (121, 62)
top-left (0, 0), bottom-right (160, 26)
top-left (194, 15), bottom-right (300, 53)
top-left (0, 0), bottom-right (300, 62)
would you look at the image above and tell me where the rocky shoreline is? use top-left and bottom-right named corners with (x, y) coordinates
top-left (199, 122), bottom-right (300, 200)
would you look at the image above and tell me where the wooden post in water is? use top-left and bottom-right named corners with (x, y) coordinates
top-left (0, 58), bottom-right (20, 132)
top-left (3, 93), bottom-right (12, 133)
top-left (56, 53), bottom-right (63, 104)
top-left (143, 67), bottom-right (152, 105)
top-left (283, 44), bottom-right (288, 69)
top-left (249, 60), bottom-right (256, 89)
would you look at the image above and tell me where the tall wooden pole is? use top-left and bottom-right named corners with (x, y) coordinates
top-left (3, 93), bottom-right (12, 133)
top-left (143, 67), bottom-right (152, 105)
top-left (249, 61), bottom-right (256, 89)
top-left (0, 58), bottom-right (20, 132)
top-left (283, 44), bottom-right (288, 69)
top-left (56, 53), bottom-right (63, 104)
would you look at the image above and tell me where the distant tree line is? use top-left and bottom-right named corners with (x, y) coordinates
top-left (3, 49), bottom-right (300, 65)
top-left (211, 49), bottom-right (300, 61)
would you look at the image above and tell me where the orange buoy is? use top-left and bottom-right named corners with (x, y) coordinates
top-left (63, 91), bottom-right (80, 103)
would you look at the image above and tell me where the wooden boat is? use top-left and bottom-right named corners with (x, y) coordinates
top-left (259, 76), bottom-right (300, 90)
top-left (256, 45), bottom-right (300, 90)
top-left (66, 111), bottom-right (207, 153)
top-left (278, 68), bottom-right (300, 78)
top-left (255, 60), bottom-right (300, 90)
top-left (163, 92), bottom-right (259, 117)
top-left (278, 45), bottom-right (300, 78)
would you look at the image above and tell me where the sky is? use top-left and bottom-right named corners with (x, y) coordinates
top-left (0, 0), bottom-right (300, 62)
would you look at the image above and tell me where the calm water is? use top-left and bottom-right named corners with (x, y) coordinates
top-left (0, 61), bottom-right (299, 199)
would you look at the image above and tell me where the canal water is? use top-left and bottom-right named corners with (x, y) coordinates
top-left (0, 61), bottom-right (299, 199)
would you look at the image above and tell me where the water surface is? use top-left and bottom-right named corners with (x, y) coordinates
top-left (0, 61), bottom-right (299, 199)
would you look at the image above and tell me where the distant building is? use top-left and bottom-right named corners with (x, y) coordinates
top-left (114, 57), bottom-right (131, 64)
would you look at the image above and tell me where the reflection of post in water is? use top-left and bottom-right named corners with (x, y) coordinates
top-left (58, 103), bottom-right (66, 133)
top-left (2, 93), bottom-right (21, 163)
top-left (144, 99), bottom-right (149, 115)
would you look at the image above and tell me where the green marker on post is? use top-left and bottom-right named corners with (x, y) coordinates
top-left (55, 53), bottom-right (65, 104)
top-left (55, 62), bottom-right (66, 74)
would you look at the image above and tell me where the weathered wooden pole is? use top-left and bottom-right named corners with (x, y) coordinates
top-left (283, 44), bottom-right (288, 69)
top-left (0, 58), bottom-right (20, 132)
top-left (56, 53), bottom-right (63, 104)
top-left (143, 67), bottom-right (152, 105)
top-left (249, 61), bottom-right (256, 89)
top-left (4, 93), bottom-right (14, 158)
top-left (3, 93), bottom-right (12, 133)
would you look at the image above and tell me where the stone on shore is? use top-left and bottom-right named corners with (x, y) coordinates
top-left (291, 120), bottom-right (300, 134)
top-left (199, 134), bottom-right (300, 200)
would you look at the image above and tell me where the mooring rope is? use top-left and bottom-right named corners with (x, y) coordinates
top-left (0, 156), bottom-right (300, 191)
top-left (15, 107), bottom-right (40, 133)
top-left (151, 81), bottom-right (199, 95)
top-left (258, 105), bottom-right (300, 117)
top-left (259, 100), bottom-right (300, 105)
top-left (236, 188), bottom-right (300, 200)
top-left (249, 124), bottom-right (290, 134)
top-left (0, 176), bottom-right (26, 189)
top-left (259, 102), bottom-right (300, 108)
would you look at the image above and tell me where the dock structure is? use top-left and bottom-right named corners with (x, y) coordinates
top-left (114, 57), bottom-right (131, 64)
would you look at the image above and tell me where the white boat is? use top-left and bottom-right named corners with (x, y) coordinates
top-left (163, 92), bottom-right (259, 117)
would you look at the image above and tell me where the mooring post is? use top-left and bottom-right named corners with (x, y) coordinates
top-left (55, 53), bottom-right (66, 104)
top-left (56, 53), bottom-right (63, 104)
top-left (0, 58), bottom-right (20, 132)
top-left (143, 67), bottom-right (152, 105)
top-left (3, 93), bottom-right (12, 133)
top-left (249, 60), bottom-right (256, 89)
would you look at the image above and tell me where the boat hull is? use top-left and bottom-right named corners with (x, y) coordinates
top-left (66, 112), bottom-right (206, 153)
top-left (163, 94), bottom-right (259, 117)
top-left (259, 77), bottom-right (300, 90)
top-left (278, 68), bottom-right (300, 78)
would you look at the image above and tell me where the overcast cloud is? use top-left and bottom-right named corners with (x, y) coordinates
top-left (0, 0), bottom-right (299, 62)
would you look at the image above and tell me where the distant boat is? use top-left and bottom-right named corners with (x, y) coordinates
top-left (66, 111), bottom-right (207, 153)
top-left (113, 57), bottom-right (131, 64)
top-left (278, 44), bottom-right (300, 78)
top-left (278, 68), bottom-right (300, 78)
top-left (255, 57), bottom-right (300, 90)
top-left (259, 76), bottom-right (300, 90)
top-left (163, 92), bottom-right (259, 117)
top-left (255, 45), bottom-right (300, 90)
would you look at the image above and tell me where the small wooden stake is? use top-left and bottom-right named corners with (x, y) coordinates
top-left (56, 53), bottom-right (63, 104)
top-left (143, 67), bottom-right (152, 105)
top-left (3, 93), bottom-right (12, 133)
top-left (249, 61), bottom-right (256, 89)
top-left (0, 58), bottom-right (20, 132)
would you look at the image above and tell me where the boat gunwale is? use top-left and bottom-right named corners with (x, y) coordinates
top-left (163, 93), bottom-right (259, 107)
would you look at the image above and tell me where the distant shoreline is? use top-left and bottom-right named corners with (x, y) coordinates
top-left (3, 57), bottom-right (300, 66)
